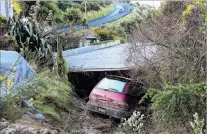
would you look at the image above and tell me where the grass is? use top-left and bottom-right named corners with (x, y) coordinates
top-left (34, 102), bottom-right (61, 121)
top-left (29, 70), bottom-right (73, 121)
top-left (86, 5), bottom-right (115, 21)
top-left (0, 68), bottom-right (73, 122)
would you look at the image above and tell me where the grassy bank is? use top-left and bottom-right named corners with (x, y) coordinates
top-left (30, 70), bottom-right (73, 121)
top-left (86, 5), bottom-right (115, 21)
top-left (0, 69), bottom-right (73, 121)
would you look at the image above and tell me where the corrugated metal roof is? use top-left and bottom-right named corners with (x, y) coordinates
top-left (65, 44), bottom-right (130, 72)
top-left (60, 43), bottom-right (158, 72)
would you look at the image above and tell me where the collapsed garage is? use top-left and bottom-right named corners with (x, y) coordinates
top-left (61, 43), bottom-right (157, 98)
top-left (61, 43), bottom-right (131, 97)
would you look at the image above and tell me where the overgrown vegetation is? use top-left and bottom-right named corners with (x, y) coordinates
top-left (120, 111), bottom-right (144, 133)
top-left (140, 83), bottom-right (206, 132)
top-left (0, 68), bottom-right (72, 122)
top-left (0, 59), bottom-right (35, 121)
top-left (190, 113), bottom-right (207, 134)
top-left (1, 0), bottom-right (206, 133)
top-left (124, 0), bottom-right (207, 133)
top-left (14, 1), bottom-right (113, 27)
top-left (94, 27), bottom-right (126, 43)
top-left (30, 70), bottom-right (72, 121)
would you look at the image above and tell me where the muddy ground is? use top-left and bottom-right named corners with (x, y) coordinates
top-left (59, 96), bottom-right (122, 134)
top-left (0, 96), bottom-right (125, 134)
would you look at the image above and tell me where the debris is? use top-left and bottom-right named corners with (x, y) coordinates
top-left (0, 118), bottom-right (9, 131)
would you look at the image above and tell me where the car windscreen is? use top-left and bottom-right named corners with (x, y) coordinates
top-left (96, 78), bottom-right (127, 93)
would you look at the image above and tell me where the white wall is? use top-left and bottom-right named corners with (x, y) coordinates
top-left (92, 40), bottom-right (121, 50)
top-left (0, 0), bottom-right (13, 19)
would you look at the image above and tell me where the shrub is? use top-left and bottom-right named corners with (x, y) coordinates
top-left (8, 15), bottom-right (53, 67)
top-left (0, 59), bottom-right (35, 121)
top-left (13, 2), bottom-right (22, 15)
top-left (190, 112), bottom-right (206, 134)
top-left (64, 8), bottom-right (82, 25)
top-left (95, 28), bottom-right (114, 41)
top-left (0, 15), bottom-right (7, 27)
top-left (0, 96), bottom-right (23, 121)
top-left (119, 111), bottom-right (144, 133)
top-left (140, 83), bottom-right (206, 131)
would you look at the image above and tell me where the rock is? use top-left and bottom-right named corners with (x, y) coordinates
top-left (51, 130), bottom-right (58, 134)
top-left (22, 99), bottom-right (33, 107)
top-left (34, 113), bottom-right (45, 120)
top-left (25, 112), bottom-right (45, 120)
top-left (0, 122), bottom-right (9, 131)
top-left (0, 124), bottom-right (37, 134)
top-left (0, 118), bottom-right (9, 131)
top-left (0, 123), bottom-right (57, 134)
top-left (40, 128), bottom-right (50, 134)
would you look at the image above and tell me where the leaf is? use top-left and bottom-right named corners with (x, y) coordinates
top-left (6, 90), bottom-right (11, 95)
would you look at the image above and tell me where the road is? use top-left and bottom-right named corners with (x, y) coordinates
top-left (59, 2), bottom-right (133, 32)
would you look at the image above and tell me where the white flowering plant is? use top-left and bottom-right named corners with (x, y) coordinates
top-left (190, 112), bottom-right (206, 134)
top-left (119, 111), bottom-right (144, 133)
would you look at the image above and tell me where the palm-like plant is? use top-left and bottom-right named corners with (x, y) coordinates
top-left (8, 2), bottom-right (54, 68)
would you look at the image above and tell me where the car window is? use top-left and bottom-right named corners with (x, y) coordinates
top-left (96, 78), bottom-right (127, 93)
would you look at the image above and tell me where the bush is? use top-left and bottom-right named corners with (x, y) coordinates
top-left (8, 15), bottom-right (53, 67)
top-left (190, 113), bottom-right (206, 134)
top-left (0, 15), bottom-right (7, 27)
top-left (0, 60), bottom-right (35, 121)
top-left (140, 83), bottom-right (206, 131)
top-left (95, 28), bottom-right (114, 41)
top-left (64, 8), bottom-right (82, 25)
top-left (0, 96), bottom-right (23, 121)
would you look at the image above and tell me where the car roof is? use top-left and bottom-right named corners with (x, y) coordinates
top-left (106, 75), bottom-right (131, 81)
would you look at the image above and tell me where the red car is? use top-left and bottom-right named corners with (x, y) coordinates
top-left (87, 75), bottom-right (140, 119)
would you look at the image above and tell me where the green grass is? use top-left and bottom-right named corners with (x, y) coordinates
top-left (0, 69), bottom-right (73, 122)
top-left (30, 70), bottom-right (73, 121)
top-left (34, 102), bottom-right (61, 121)
top-left (86, 5), bottom-right (115, 21)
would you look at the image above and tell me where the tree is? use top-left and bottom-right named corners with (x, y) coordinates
top-left (64, 7), bottom-right (82, 28)
top-left (125, 0), bottom-right (207, 87)
top-left (124, 0), bottom-right (207, 132)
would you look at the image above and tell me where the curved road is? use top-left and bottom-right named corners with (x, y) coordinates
top-left (59, 2), bottom-right (133, 32)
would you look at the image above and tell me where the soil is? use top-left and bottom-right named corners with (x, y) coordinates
top-left (59, 96), bottom-right (122, 134)
top-left (0, 96), bottom-right (138, 134)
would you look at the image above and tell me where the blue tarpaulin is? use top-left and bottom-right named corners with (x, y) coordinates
top-left (0, 51), bottom-right (36, 97)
